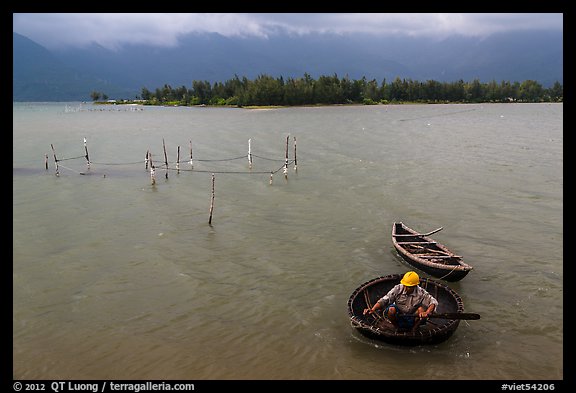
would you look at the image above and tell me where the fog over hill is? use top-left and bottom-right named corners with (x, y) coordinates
top-left (13, 30), bottom-right (563, 102)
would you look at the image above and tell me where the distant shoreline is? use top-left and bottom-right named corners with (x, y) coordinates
top-left (89, 100), bottom-right (562, 109)
top-left (13, 101), bottom-right (563, 108)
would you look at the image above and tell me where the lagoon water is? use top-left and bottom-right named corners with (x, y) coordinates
top-left (13, 102), bottom-right (562, 381)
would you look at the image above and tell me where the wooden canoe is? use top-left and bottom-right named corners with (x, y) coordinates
top-left (348, 274), bottom-right (465, 346)
top-left (392, 222), bottom-right (473, 282)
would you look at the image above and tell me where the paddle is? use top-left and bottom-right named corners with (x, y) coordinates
top-left (402, 312), bottom-right (480, 320)
top-left (393, 227), bottom-right (444, 237)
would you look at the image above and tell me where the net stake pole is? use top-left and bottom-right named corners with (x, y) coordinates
top-left (163, 138), bottom-right (169, 179)
top-left (84, 137), bottom-right (90, 170)
top-left (208, 173), bottom-right (215, 225)
top-left (51, 144), bottom-right (59, 176)
top-left (149, 152), bottom-right (156, 185)
top-left (248, 138), bottom-right (253, 169)
top-left (189, 140), bottom-right (194, 169)
top-left (284, 134), bottom-right (289, 180)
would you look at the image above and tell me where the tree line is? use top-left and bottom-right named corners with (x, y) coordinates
top-left (107, 73), bottom-right (564, 106)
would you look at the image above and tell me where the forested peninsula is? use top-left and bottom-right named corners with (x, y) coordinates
top-left (92, 74), bottom-right (563, 107)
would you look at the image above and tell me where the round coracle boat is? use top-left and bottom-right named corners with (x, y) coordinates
top-left (348, 273), bottom-right (466, 346)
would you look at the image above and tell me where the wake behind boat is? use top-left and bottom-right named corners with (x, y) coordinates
top-left (392, 222), bottom-right (473, 282)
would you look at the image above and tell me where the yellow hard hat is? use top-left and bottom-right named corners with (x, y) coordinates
top-left (400, 271), bottom-right (420, 286)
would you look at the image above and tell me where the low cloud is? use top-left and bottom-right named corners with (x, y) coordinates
top-left (13, 13), bottom-right (563, 50)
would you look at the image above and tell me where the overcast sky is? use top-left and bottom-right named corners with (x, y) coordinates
top-left (13, 13), bottom-right (563, 50)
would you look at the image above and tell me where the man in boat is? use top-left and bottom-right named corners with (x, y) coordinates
top-left (363, 271), bottom-right (438, 332)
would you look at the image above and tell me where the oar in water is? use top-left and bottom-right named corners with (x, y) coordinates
top-left (402, 312), bottom-right (480, 320)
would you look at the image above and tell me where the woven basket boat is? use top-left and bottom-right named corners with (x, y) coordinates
top-left (348, 273), bottom-right (465, 345)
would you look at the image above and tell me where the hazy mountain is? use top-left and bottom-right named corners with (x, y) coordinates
top-left (13, 30), bottom-right (563, 102)
top-left (12, 33), bottom-right (140, 101)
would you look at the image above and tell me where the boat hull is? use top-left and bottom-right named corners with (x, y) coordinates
top-left (395, 252), bottom-right (471, 281)
top-left (392, 222), bottom-right (473, 282)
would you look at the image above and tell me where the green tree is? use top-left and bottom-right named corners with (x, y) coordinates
top-left (465, 79), bottom-right (483, 102)
top-left (364, 78), bottom-right (380, 102)
top-left (90, 91), bottom-right (101, 101)
top-left (519, 80), bottom-right (543, 102)
top-left (141, 87), bottom-right (152, 100)
top-left (500, 81), bottom-right (515, 101)
top-left (484, 80), bottom-right (501, 102)
top-left (424, 80), bottom-right (443, 102)
top-left (388, 77), bottom-right (407, 101)
top-left (314, 74), bottom-right (343, 104)
top-left (548, 81), bottom-right (563, 102)
top-left (138, 74), bottom-right (558, 107)
top-left (192, 80), bottom-right (212, 104)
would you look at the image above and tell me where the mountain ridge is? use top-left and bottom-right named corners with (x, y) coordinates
top-left (13, 30), bottom-right (563, 102)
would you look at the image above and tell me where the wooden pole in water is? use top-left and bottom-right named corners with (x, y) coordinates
top-left (50, 144), bottom-right (59, 176)
top-left (284, 134), bottom-right (289, 179)
top-left (45, 153), bottom-right (49, 170)
top-left (176, 145), bottom-right (180, 174)
top-left (189, 140), bottom-right (194, 169)
top-left (208, 173), bottom-right (215, 225)
top-left (293, 136), bottom-right (297, 172)
top-left (84, 137), bottom-right (90, 170)
top-left (163, 138), bottom-right (169, 179)
top-left (145, 150), bottom-right (149, 170)
top-left (248, 138), bottom-right (253, 169)
top-left (149, 152), bottom-right (156, 185)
